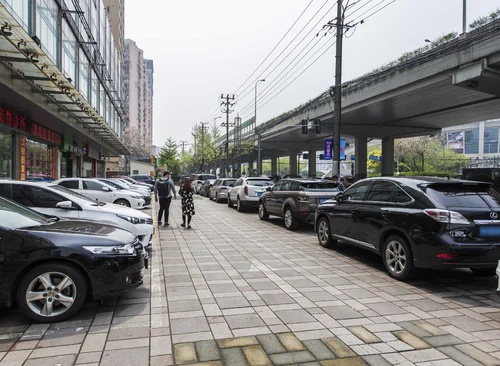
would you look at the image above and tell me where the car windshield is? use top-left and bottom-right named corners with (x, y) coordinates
top-left (49, 185), bottom-right (105, 205)
top-left (0, 196), bottom-right (50, 229)
top-left (300, 182), bottom-right (340, 191)
top-left (424, 182), bottom-right (500, 208)
top-left (223, 180), bottom-right (237, 186)
top-left (247, 179), bottom-right (273, 186)
top-left (102, 180), bottom-right (127, 190)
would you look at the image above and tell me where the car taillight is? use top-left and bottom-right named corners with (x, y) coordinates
top-left (244, 186), bottom-right (248, 195)
top-left (220, 187), bottom-right (227, 190)
top-left (436, 253), bottom-right (455, 259)
top-left (423, 209), bottom-right (470, 224)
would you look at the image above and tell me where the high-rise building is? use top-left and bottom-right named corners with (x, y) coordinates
top-left (102, 0), bottom-right (124, 57)
top-left (124, 39), bottom-right (153, 147)
top-left (0, 0), bottom-right (127, 179)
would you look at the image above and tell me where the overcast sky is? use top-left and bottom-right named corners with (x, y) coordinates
top-left (125, 0), bottom-right (499, 147)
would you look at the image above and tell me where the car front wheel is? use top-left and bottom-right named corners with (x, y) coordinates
top-left (114, 199), bottom-right (131, 207)
top-left (259, 202), bottom-right (269, 221)
top-left (471, 267), bottom-right (497, 277)
top-left (284, 207), bottom-right (299, 230)
top-left (382, 235), bottom-right (417, 281)
top-left (228, 196), bottom-right (233, 208)
top-left (17, 262), bottom-right (87, 323)
top-left (317, 217), bottom-right (337, 248)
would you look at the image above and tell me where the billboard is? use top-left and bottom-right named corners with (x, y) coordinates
top-left (447, 131), bottom-right (464, 153)
top-left (324, 138), bottom-right (346, 160)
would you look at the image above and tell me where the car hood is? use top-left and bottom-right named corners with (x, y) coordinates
top-left (95, 203), bottom-right (151, 218)
top-left (21, 219), bottom-right (135, 244)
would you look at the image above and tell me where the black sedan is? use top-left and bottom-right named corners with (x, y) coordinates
top-left (315, 176), bottom-right (500, 281)
top-left (0, 196), bottom-right (145, 322)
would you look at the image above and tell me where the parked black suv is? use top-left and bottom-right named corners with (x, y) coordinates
top-left (259, 179), bottom-right (340, 230)
top-left (130, 174), bottom-right (155, 186)
top-left (315, 176), bottom-right (500, 281)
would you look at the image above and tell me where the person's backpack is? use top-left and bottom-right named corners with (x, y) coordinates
top-left (157, 179), bottom-right (171, 197)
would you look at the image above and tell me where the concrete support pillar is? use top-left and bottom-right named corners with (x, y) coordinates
top-left (271, 156), bottom-right (278, 176)
top-left (354, 137), bottom-right (367, 181)
top-left (308, 148), bottom-right (316, 178)
top-left (248, 161), bottom-right (254, 172)
top-left (381, 137), bottom-right (395, 176)
top-left (289, 151), bottom-right (298, 176)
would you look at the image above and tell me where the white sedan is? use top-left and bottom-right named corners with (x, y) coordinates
top-left (53, 178), bottom-right (145, 209)
top-left (228, 177), bottom-right (274, 212)
top-left (0, 181), bottom-right (154, 249)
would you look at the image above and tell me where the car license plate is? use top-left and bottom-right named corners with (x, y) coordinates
top-left (319, 198), bottom-right (329, 203)
top-left (257, 192), bottom-right (263, 197)
top-left (479, 226), bottom-right (500, 237)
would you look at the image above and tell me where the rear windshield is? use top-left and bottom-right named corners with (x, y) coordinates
top-left (199, 175), bottom-right (216, 181)
top-left (300, 182), bottom-right (339, 192)
top-left (222, 180), bottom-right (236, 186)
top-left (425, 182), bottom-right (500, 208)
top-left (247, 179), bottom-right (273, 186)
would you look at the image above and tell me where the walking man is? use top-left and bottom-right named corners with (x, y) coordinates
top-left (154, 171), bottom-right (177, 227)
top-left (332, 175), bottom-right (345, 191)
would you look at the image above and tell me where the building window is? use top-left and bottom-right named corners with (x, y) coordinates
top-left (79, 49), bottom-right (89, 99)
top-left (91, 70), bottom-right (99, 111)
top-left (484, 127), bottom-right (499, 154)
top-left (62, 19), bottom-right (77, 83)
top-left (0, 129), bottom-right (12, 179)
top-left (25, 138), bottom-right (55, 180)
top-left (36, 0), bottom-right (59, 64)
top-left (465, 129), bottom-right (479, 154)
top-left (1, 0), bottom-right (30, 31)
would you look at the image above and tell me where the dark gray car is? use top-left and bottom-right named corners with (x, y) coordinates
top-left (258, 179), bottom-right (340, 230)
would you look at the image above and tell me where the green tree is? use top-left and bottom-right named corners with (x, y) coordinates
top-left (158, 137), bottom-right (180, 175)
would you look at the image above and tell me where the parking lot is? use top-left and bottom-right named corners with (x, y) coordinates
top-left (1, 196), bottom-right (500, 365)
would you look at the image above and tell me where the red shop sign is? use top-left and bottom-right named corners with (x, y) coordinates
top-left (0, 105), bottom-right (62, 146)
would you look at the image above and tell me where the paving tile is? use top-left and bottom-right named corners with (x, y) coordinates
top-left (24, 355), bottom-right (77, 366)
top-left (320, 357), bottom-right (368, 365)
top-left (225, 314), bottom-right (266, 329)
top-left (274, 309), bottom-right (317, 324)
top-left (257, 334), bottom-right (287, 354)
top-left (174, 343), bottom-right (197, 364)
top-left (243, 345), bottom-right (272, 366)
top-left (107, 326), bottom-right (150, 341)
top-left (323, 306), bottom-right (363, 320)
top-left (171, 316), bottom-right (210, 334)
top-left (348, 326), bottom-right (382, 343)
top-left (442, 315), bottom-right (493, 332)
top-left (303, 339), bottom-right (336, 360)
top-left (169, 300), bottom-right (203, 312)
top-left (151, 336), bottom-right (171, 356)
top-left (400, 348), bottom-right (449, 363)
top-left (100, 347), bottom-right (150, 366)
top-left (455, 343), bottom-right (500, 365)
top-left (422, 335), bottom-right (463, 347)
top-left (196, 340), bottom-right (220, 362)
top-left (276, 333), bottom-right (306, 351)
top-left (76, 351), bottom-right (102, 364)
top-left (269, 350), bottom-right (316, 365)
top-left (361, 354), bottom-right (392, 366)
top-left (322, 337), bottom-right (357, 358)
top-left (105, 337), bottom-right (149, 350)
top-left (30, 344), bottom-right (80, 358)
top-left (216, 296), bottom-right (250, 309)
top-left (393, 330), bottom-right (431, 349)
top-left (220, 347), bottom-right (248, 366)
top-left (217, 336), bottom-right (259, 348)
top-left (0, 350), bottom-right (31, 366)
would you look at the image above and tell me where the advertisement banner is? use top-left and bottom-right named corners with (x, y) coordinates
top-left (447, 131), bottom-right (464, 153)
top-left (324, 139), bottom-right (332, 160)
top-left (340, 139), bottom-right (346, 161)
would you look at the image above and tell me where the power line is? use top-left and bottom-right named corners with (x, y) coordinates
top-left (234, 0), bottom-right (335, 102)
top-left (240, 0), bottom-right (397, 121)
top-left (232, 0), bottom-right (315, 95)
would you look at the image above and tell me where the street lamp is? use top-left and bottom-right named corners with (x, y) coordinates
top-left (255, 79), bottom-right (266, 176)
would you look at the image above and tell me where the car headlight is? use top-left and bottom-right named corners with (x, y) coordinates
top-left (83, 243), bottom-right (135, 255)
top-left (130, 195), bottom-right (142, 199)
top-left (116, 214), bottom-right (152, 225)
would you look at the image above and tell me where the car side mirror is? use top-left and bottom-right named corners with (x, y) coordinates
top-left (102, 186), bottom-right (111, 192)
top-left (266, 187), bottom-right (272, 192)
top-left (56, 201), bottom-right (73, 209)
top-left (335, 194), bottom-right (344, 204)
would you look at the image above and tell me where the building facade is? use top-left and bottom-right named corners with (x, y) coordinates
top-left (443, 119), bottom-right (500, 159)
top-left (124, 39), bottom-right (153, 148)
top-left (0, 0), bottom-right (127, 181)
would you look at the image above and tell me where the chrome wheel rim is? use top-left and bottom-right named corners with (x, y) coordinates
top-left (26, 272), bottom-right (76, 318)
top-left (385, 241), bottom-right (406, 275)
top-left (259, 204), bottom-right (265, 218)
top-left (285, 210), bottom-right (292, 228)
top-left (318, 220), bottom-right (329, 245)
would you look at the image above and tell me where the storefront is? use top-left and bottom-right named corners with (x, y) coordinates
top-left (0, 104), bottom-right (62, 181)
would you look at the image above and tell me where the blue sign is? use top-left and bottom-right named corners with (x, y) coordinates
top-left (324, 139), bottom-right (332, 160)
top-left (340, 139), bottom-right (346, 161)
top-left (302, 153), bottom-right (309, 159)
top-left (369, 155), bottom-right (382, 161)
top-left (351, 155), bottom-right (355, 161)
top-left (319, 154), bottom-right (325, 160)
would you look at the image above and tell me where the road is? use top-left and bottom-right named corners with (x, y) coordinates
top-left (0, 196), bottom-right (500, 365)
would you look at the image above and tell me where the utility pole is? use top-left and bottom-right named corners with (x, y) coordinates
top-left (220, 94), bottom-right (235, 177)
top-left (180, 140), bottom-right (187, 154)
top-left (200, 122), bottom-right (209, 173)
top-left (332, 0), bottom-right (344, 178)
top-left (255, 79), bottom-right (266, 176)
top-left (462, 0), bottom-right (467, 35)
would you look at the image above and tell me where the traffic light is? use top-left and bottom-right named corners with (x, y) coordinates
top-left (313, 119), bottom-right (321, 134)
top-left (301, 119), bottom-right (308, 134)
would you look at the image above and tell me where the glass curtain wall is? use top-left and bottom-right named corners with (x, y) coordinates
top-left (62, 19), bottom-right (77, 82)
top-left (1, 0), bottom-right (30, 31)
top-left (36, 0), bottom-right (59, 64)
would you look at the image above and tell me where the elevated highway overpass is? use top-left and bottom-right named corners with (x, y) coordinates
top-left (224, 19), bottom-right (500, 178)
